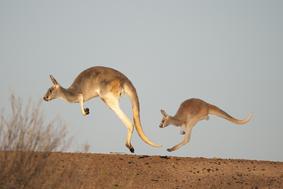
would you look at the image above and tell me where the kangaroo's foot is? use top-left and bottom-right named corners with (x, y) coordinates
top-left (167, 148), bottom-right (174, 152)
top-left (126, 144), bottom-right (135, 153)
top-left (84, 108), bottom-right (90, 115)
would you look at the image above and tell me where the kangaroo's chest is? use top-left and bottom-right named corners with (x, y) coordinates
top-left (79, 81), bottom-right (100, 101)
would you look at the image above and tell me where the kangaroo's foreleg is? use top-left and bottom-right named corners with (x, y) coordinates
top-left (102, 94), bottom-right (135, 153)
top-left (79, 95), bottom-right (89, 116)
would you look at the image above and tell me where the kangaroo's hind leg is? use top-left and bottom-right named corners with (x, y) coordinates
top-left (167, 119), bottom-right (198, 152)
top-left (180, 125), bottom-right (186, 135)
top-left (101, 93), bottom-right (135, 153)
top-left (167, 127), bottom-right (192, 152)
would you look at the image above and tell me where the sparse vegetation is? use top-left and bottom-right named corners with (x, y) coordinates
top-left (0, 95), bottom-right (77, 189)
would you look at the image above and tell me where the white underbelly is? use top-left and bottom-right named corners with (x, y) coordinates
top-left (83, 90), bottom-right (99, 101)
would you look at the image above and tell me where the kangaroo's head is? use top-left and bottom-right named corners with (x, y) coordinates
top-left (159, 109), bottom-right (170, 128)
top-left (43, 75), bottom-right (61, 102)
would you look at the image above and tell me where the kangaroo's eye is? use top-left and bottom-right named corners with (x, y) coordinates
top-left (49, 89), bottom-right (52, 93)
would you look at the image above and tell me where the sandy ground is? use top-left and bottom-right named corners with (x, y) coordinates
top-left (35, 152), bottom-right (283, 189)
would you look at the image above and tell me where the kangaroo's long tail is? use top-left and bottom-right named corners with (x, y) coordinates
top-left (124, 81), bottom-right (161, 148)
top-left (208, 104), bottom-right (252, 125)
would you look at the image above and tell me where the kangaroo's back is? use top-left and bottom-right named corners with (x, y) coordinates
top-left (69, 66), bottom-right (131, 99)
top-left (174, 98), bottom-right (209, 121)
top-left (70, 66), bottom-right (129, 88)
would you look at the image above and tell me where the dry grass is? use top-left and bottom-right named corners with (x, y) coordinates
top-left (0, 95), bottom-right (78, 189)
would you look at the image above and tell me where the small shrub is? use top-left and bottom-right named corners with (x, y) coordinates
top-left (0, 95), bottom-right (75, 189)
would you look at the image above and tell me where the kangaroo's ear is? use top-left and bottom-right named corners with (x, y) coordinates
top-left (160, 109), bottom-right (168, 117)
top-left (50, 75), bottom-right (59, 85)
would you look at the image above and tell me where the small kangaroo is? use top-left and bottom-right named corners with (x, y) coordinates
top-left (43, 66), bottom-right (161, 153)
top-left (159, 98), bottom-right (252, 152)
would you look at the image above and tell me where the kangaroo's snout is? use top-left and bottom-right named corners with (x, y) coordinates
top-left (159, 120), bottom-right (166, 128)
top-left (43, 96), bottom-right (48, 101)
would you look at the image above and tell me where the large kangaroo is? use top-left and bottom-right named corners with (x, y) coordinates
top-left (43, 66), bottom-right (161, 153)
top-left (159, 98), bottom-right (252, 152)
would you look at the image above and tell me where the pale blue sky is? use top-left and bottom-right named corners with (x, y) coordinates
top-left (0, 0), bottom-right (282, 161)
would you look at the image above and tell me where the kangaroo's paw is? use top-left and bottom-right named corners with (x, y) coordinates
top-left (84, 108), bottom-right (90, 116)
top-left (180, 130), bottom-right (186, 135)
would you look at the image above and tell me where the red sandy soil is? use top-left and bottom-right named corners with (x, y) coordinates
top-left (39, 152), bottom-right (283, 189)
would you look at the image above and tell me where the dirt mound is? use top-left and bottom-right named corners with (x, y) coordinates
top-left (38, 152), bottom-right (282, 189)
top-left (1, 152), bottom-right (282, 188)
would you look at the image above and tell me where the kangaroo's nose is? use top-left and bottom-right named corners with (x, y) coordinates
top-left (43, 96), bottom-right (48, 101)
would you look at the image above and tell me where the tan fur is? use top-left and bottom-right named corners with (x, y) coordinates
top-left (43, 66), bottom-right (161, 153)
top-left (159, 98), bottom-right (252, 152)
